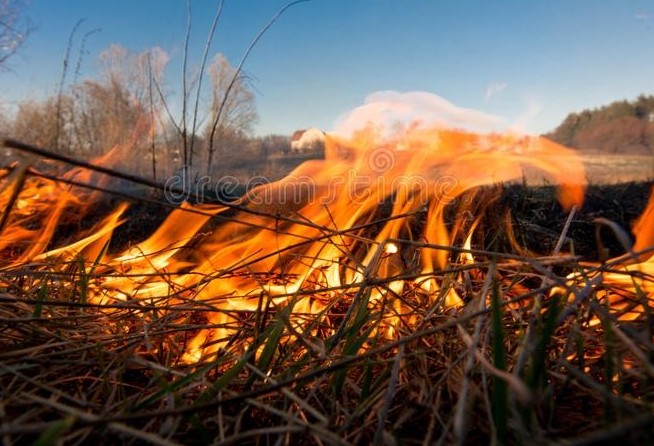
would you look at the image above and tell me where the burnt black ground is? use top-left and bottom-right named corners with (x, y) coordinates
top-left (56, 181), bottom-right (653, 262)
top-left (502, 181), bottom-right (652, 259)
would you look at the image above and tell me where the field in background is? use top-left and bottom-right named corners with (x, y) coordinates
top-left (210, 151), bottom-right (654, 189)
top-left (521, 153), bottom-right (653, 185)
top-left (581, 153), bottom-right (654, 184)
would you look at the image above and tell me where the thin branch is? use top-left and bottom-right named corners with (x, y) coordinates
top-left (54, 19), bottom-right (85, 153)
top-left (207, 0), bottom-right (312, 167)
top-left (181, 0), bottom-right (192, 167)
top-left (147, 52), bottom-right (157, 180)
top-left (189, 0), bottom-right (225, 161)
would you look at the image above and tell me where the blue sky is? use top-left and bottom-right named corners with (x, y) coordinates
top-left (2, 0), bottom-right (654, 136)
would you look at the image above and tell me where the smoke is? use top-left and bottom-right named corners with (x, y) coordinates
top-left (333, 90), bottom-right (508, 137)
top-left (484, 82), bottom-right (508, 101)
top-left (508, 96), bottom-right (543, 133)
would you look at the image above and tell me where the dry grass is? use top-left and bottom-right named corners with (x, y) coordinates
top-left (0, 161), bottom-right (653, 445)
top-left (521, 153), bottom-right (654, 186)
top-left (2, 252), bottom-right (653, 445)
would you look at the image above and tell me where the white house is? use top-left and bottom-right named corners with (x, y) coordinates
top-left (290, 128), bottom-right (325, 153)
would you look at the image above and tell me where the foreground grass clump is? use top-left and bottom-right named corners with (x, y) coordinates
top-left (1, 185), bottom-right (654, 446)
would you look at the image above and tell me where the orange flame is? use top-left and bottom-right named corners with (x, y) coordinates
top-left (0, 124), bottom-right (588, 362)
top-left (632, 185), bottom-right (654, 259)
top-left (578, 185), bottom-right (654, 322)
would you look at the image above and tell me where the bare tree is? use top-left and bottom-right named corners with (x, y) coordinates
top-left (67, 45), bottom-right (169, 169)
top-left (98, 44), bottom-right (169, 107)
top-left (204, 53), bottom-right (257, 174)
top-left (11, 97), bottom-right (68, 150)
top-left (0, 0), bottom-right (30, 69)
top-left (71, 80), bottom-right (143, 157)
top-left (10, 44), bottom-right (171, 177)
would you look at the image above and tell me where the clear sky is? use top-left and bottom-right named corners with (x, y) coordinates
top-left (2, 0), bottom-right (654, 136)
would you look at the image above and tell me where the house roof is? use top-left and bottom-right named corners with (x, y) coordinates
top-left (291, 130), bottom-right (306, 142)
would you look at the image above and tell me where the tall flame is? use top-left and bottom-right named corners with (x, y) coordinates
top-left (0, 124), bottom-right (587, 362)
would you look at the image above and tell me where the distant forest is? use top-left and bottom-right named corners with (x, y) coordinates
top-left (544, 94), bottom-right (654, 155)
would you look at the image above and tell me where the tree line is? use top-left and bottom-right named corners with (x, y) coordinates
top-left (0, 41), bottom-right (291, 180)
top-left (0, 1), bottom-right (301, 185)
top-left (544, 94), bottom-right (654, 155)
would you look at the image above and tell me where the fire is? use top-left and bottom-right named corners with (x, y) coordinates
top-left (559, 185), bottom-right (654, 323)
top-left (0, 124), bottom-right (592, 362)
top-left (631, 186), bottom-right (654, 259)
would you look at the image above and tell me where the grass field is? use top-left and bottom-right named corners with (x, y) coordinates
top-left (582, 154), bottom-right (654, 184)
top-left (0, 145), bottom-right (653, 444)
top-left (521, 153), bottom-right (654, 186)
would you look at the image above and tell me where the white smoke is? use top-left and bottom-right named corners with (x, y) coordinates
top-left (484, 82), bottom-right (508, 101)
top-left (333, 90), bottom-right (508, 137)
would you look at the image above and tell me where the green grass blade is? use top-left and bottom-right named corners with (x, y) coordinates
top-left (194, 350), bottom-right (254, 407)
top-left (600, 308), bottom-right (615, 422)
top-left (32, 281), bottom-right (48, 318)
top-left (133, 358), bottom-right (229, 411)
top-left (256, 313), bottom-right (285, 374)
top-left (77, 256), bottom-right (89, 304)
top-left (491, 279), bottom-right (508, 444)
top-left (331, 326), bottom-right (375, 395)
top-left (529, 294), bottom-right (561, 391)
top-left (32, 416), bottom-right (76, 446)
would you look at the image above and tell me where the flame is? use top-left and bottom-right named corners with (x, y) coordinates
top-left (571, 185), bottom-right (654, 323)
top-left (0, 123), bottom-right (590, 362)
top-left (631, 185), bottom-right (654, 259)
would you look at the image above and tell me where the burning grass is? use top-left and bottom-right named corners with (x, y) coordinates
top-left (1, 130), bottom-right (654, 444)
top-left (2, 245), bottom-right (654, 445)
